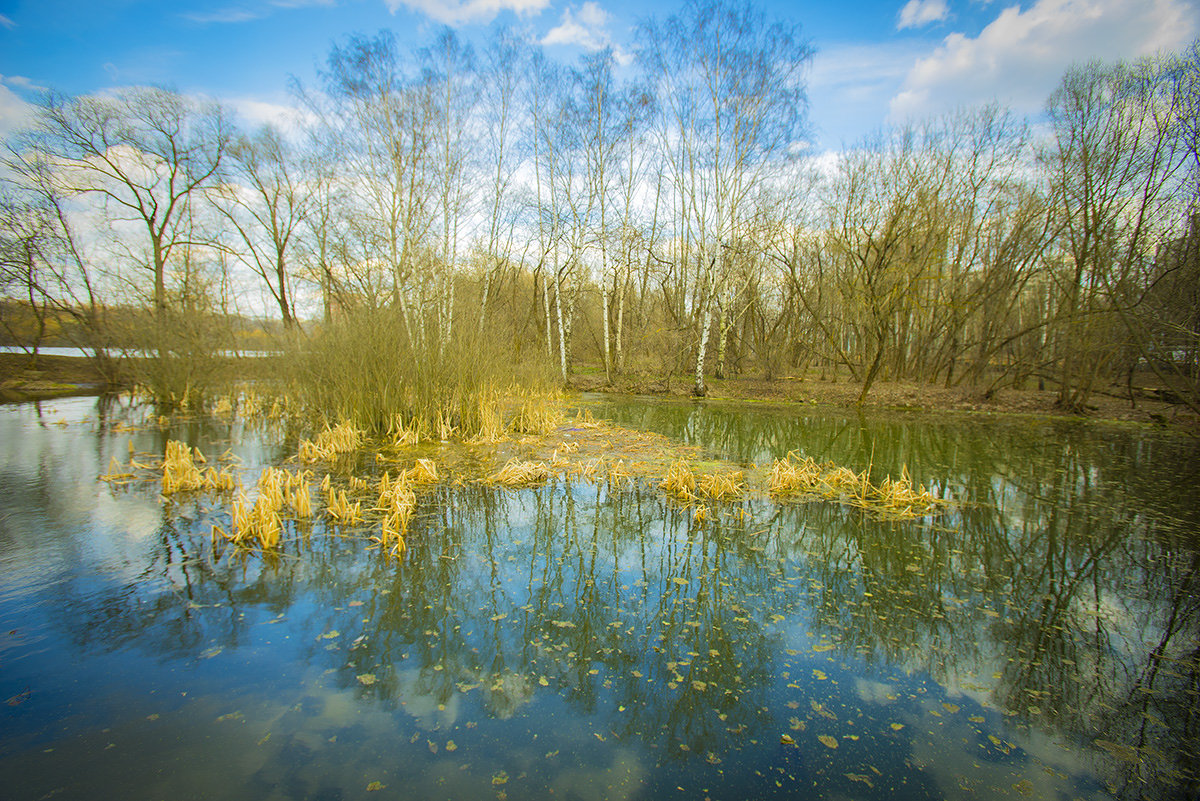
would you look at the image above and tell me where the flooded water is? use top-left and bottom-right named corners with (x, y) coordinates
top-left (1, 394), bottom-right (1198, 801)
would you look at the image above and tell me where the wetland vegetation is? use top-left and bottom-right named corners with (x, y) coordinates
top-left (1, 391), bottom-right (1198, 800)
top-left (3, 2), bottom-right (1200, 799)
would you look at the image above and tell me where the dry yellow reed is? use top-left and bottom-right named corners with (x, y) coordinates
top-left (162, 440), bottom-right (206, 494)
top-left (698, 471), bottom-right (745, 500)
top-left (659, 459), bottom-right (698, 501)
top-left (510, 391), bottom-right (565, 435)
top-left (327, 488), bottom-right (363, 525)
top-left (487, 459), bottom-right (552, 487)
top-left (405, 458), bottom-right (439, 484)
top-left (299, 421), bottom-right (363, 462)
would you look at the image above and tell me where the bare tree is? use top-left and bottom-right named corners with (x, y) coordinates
top-left (217, 123), bottom-right (310, 329)
top-left (35, 86), bottom-right (231, 319)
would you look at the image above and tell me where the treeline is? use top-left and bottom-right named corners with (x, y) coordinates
top-left (1, 0), bottom-right (1198, 417)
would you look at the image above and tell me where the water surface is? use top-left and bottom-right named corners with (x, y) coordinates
top-left (1, 395), bottom-right (1197, 800)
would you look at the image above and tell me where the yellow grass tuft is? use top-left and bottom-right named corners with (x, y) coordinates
top-left (299, 421), bottom-right (363, 462)
top-left (487, 459), bottom-right (552, 487)
top-left (404, 458), bottom-right (439, 484)
top-left (219, 466), bottom-right (292, 550)
top-left (698, 471), bottom-right (745, 501)
top-left (327, 488), bottom-right (363, 525)
top-left (659, 459), bottom-right (698, 501)
top-left (162, 440), bottom-right (206, 494)
top-left (373, 473), bottom-right (416, 557)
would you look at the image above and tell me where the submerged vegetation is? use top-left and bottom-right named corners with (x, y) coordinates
top-left (102, 392), bottom-right (947, 564)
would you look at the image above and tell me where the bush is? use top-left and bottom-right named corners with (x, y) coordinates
top-left (289, 308), bottom-right (555, 437)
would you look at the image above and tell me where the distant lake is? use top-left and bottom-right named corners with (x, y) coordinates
top-left (1, 394), bottom-right (1197, 800)
top-left (1, 345), bottom-right (280, 359)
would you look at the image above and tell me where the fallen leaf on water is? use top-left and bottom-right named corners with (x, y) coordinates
top-left (818, 735), bottom-right (838, 749)
top-left (492, 771), bottom-right (508, 786)
top-left (358, 674), bottom-right (376, 686)
top-left (446, 740), bottom-right (457, 752)
top-left (780, 734), bottom-right (796, 745)
top-left (538, 676), bottom-right (549, 687)
top-left (366, 781), bottom-right (385, 791)
top-left (890, 723), bottom-right (904, 731)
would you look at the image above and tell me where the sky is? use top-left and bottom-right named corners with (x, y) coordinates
top-left (0, 0), bottom-right (1197, 153)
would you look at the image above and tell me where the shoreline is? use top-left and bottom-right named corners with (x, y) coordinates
top-left (567, 371), bottom-right (1199, 432)
top-left (3, 352), bottom-right (1195, 432)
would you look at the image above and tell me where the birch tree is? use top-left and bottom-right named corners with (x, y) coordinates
top-left (638, 0), bottom-right (812, 395)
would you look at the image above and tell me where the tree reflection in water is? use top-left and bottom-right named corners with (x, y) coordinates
top-left (0, 396), bottom-right (1197, 800)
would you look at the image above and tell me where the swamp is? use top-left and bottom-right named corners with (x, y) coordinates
top-left (1, 391), bottom-right (1198, 801)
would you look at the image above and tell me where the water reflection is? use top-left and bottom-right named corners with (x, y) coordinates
top-left (0, 396), bottom-right (1197, 800)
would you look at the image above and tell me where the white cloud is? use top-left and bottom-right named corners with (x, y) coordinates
top-left (890, 0), bottom-right (1197, 121)
top-left (0, 82), bottom-right (35, 142)
top-left (897, 0), bottom-right (950, 29)
top-left (4, 74), bottom-right (48, 92)
top-left (386, 0), bottom-right (550, 26)
top-left (540, 2), bottom-right (632, 64)
top-left (227, 96), bottom-right (314, 136)
top-left (0, 13), bottom-right (16, 29)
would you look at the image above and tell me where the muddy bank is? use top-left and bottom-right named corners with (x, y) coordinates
top-left (0, 353), bottom-right (120, 402)
top-left (568, 371), bottom-right (1199, 430)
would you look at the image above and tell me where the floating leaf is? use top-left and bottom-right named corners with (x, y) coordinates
top-left (367, 781), bottom-right (385, 792)
top-left (780, 734), bottom-right (796, 745)
top-left (357, 674), bottom-right (376, 686)
top-left (942, 703), bottom-right (960, 714)
top-left (492, 771), bottom-right (508, 785)
top-left (818, 735), bottom-right (838, 749)
top-left (538, 676), bottom-right (549, 687)
top-left (890, 723), bottom-right (905, 731)
top-left (813, 669), bottom-right (827, 680)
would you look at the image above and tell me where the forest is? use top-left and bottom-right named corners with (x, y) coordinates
top-left (2, 0), bottom-right (1198, 426)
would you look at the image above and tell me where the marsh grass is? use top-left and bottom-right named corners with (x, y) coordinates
top-left (767, 452), bottom-right (941, 516)
top-left (288, 308), bottom-right (555, 438)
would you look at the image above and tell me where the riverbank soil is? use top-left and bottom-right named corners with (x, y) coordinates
top-left (568, 370), bottom-right (1200, 429)
top-left (0, 353), bottom-right (116, 401)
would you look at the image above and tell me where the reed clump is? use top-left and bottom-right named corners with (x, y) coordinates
top-left (698, 470), bottom-right (745, 501)
top-left (767, 452), bottom-right (941, 516)
top-left (299, 421), bottom-right (363, 462)
top-left (162, 440), bottom-right (207, 494)
top-left (286, 306), bottom-right (556, 439)
top-left (659, 459), bottom-right (698, 501)
top-left (487, 459), bottom-right (552, 487)
top-left (374, 473), bottom-right (416, 556)
top-left (221, 466), bottom-right (296, 549)
top-left (326, 487), bottom-right (363, 525)
top-left (509, 389), bottom-right (566, 435)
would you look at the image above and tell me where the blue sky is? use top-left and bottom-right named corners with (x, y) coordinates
top-left (0, 0), bottom-right (1197, 150)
